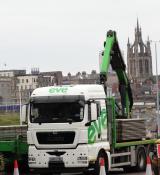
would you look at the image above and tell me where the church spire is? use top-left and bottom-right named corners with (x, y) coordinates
top-left (127, 37), bottom-right (130, 49)
top-left (127, 19), bottom-right (153, 81)
top-left (137, 18), bottom-right (140, 31)
top-left (127, 37), bottom-right (130, 44)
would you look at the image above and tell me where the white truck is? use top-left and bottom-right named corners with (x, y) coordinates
top-left (22, 30), bottom-right (158, 174)
top-left (27, 85), bottom-right (110, 174)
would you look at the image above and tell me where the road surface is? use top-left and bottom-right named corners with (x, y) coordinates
top-left (111, 172), bottom-right (145, 175)
top-left (61, 172), bottom-right (145, 175)
top-left (57, 171), bottom-right (145, 175)
top-left (1, 171), bottom-right (145, 175)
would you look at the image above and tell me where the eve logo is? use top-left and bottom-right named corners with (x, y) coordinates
top-left (49, 87), bottom-right (68, 93)
top-left (88, 109), bottom-right (107, 144)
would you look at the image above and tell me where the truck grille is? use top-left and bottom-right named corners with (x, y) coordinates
top-left (36, 131), bottom-right (75, 144)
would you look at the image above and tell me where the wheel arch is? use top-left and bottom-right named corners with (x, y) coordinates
top-left (96, 148), bottom-right (111, 171)
top-left (135, 145), bottom-right (146, 159)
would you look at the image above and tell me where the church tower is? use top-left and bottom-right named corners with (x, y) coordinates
top-left (127, 19), bottom-right (152, 82)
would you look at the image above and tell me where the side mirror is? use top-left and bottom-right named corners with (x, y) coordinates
top-left (91, 103), bottom-right (97, 121)
top-left (21, 104), bottom-right (28, 124)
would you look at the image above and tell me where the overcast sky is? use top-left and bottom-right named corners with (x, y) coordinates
top-left (0, 0), bottom-right (159, 75)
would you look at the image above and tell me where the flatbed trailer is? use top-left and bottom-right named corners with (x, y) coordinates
top-left (0, 118), bottom-right (158, 173)
top-left (0, 125), bottom-right (28, 172)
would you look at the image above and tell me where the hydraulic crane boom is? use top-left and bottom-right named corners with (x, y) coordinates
top-left (100, 30), bottom-right (133, 118)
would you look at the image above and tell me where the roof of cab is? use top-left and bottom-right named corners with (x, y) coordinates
top-left (31, 84), bottom-right (106, 100)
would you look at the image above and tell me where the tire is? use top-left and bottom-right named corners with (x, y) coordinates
top-left (93, 151), bottom-right (109, 175)
top-left (40, 173), bottom-right (55, 175)
top-left (4, 153), bottom-right (13, 173)
top-left (19, 154), bottom-right (29, 173)
top-left (123, 166), bottom-right (135, 173)
top-left (136, 147), bottom-right (146, 171)
top-left (0, 153), bottom-right (5, 172)
top-left (152, 165), bottom-right (158, 175)
top-left (151, 155), bottom-right (159, 175)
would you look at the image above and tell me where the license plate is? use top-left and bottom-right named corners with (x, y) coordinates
top-left (49, 156), bottom-right (63, 162)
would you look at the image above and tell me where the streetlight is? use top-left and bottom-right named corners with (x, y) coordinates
top-left (151, 40), bottom-right (160, 137)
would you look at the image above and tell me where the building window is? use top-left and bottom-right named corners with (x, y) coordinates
top-left (26, 79), bottom-right (28, 83)
top-left (22, 79), bottom-right (24, 83)
top-left (130, 60), bottom-right (132, 74)
top-left (145, 60), bottom-right (149, 74)
top-left (133, 60), bottom-right (136, 75)
top-left (138, 45), bottom-right (140, 53)
top-left (34, 78), bottom-right (37, 82)
top-left (139, 60), bottom-right (143, 74)
top-left (32, 78), bottom-right (36, 83)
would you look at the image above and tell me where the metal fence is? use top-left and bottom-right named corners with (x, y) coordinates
top-left (0, 104), bottom-right (20, 112)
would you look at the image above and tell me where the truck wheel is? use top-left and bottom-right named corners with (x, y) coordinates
top-left (0, 153), bottom-right (5, 172)
top-left (136, 148), bottom-right (146, 171)
top-left (94, 151), bottom-right (108, 175)
top-left (19, 155), bottom-right (29, 173)
top-left (152, 165), bottom-right (158, 175)
top-left (151, 155), bottom-right (158, 175)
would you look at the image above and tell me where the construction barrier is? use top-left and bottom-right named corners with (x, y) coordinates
top-left (146, 155), bottom-right (152, 175)
top-left (99, 157), bottom-right (106, 175)
top-left (13, 160), bottom-right (19, 175)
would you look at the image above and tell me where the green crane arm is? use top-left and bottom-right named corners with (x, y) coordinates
top-left (100, 30), bottom-right (133, 118)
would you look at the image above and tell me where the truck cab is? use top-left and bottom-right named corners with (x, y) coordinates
top-left (26, 85), bottom-right (111, 174)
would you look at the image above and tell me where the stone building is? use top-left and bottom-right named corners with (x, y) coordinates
top-left (16, 74), bottom-right (39, 103)
top-left (127, 20), bottom-right (152, 82)
top-left (0, 77), bottom-right (12, 104)
top-left (0, 69), bottom-right (26, 77)
top-left (38, 71), bottom-right (63, 87)
top-left (62, 70), bottom-right (99, 85)
top-left (16, 70), bottom-right (63, 103)
top-left (0, 70), bottom-right (26, 104)
top-left (0, 69), bottom-right (63, 104)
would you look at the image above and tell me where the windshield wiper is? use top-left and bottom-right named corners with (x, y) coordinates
top-left (66, 118), bottom-right (73, 124)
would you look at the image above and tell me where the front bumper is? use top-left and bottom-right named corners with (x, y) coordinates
top-left (30, 167), bottom-right (87, 174)
top-left (28, 144), bottom-right (89, 170)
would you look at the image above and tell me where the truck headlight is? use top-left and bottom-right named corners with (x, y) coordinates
top-left (28, 156), bottom-right (36, 162)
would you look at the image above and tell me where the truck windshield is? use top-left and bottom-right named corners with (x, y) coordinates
top-left (30, 102), bottom-right (84, 123)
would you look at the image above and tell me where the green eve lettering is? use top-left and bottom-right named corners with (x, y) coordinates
top-left (88, 109), bottom-right (107, 144)
top-left (49, 87), bottom-right (68, 93)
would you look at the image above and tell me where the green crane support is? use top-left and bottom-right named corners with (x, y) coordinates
top-left (100, 30), bottom-right (133, 118)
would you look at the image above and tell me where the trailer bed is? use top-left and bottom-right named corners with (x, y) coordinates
top-left (0, 125), bottom-right (28, 154)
